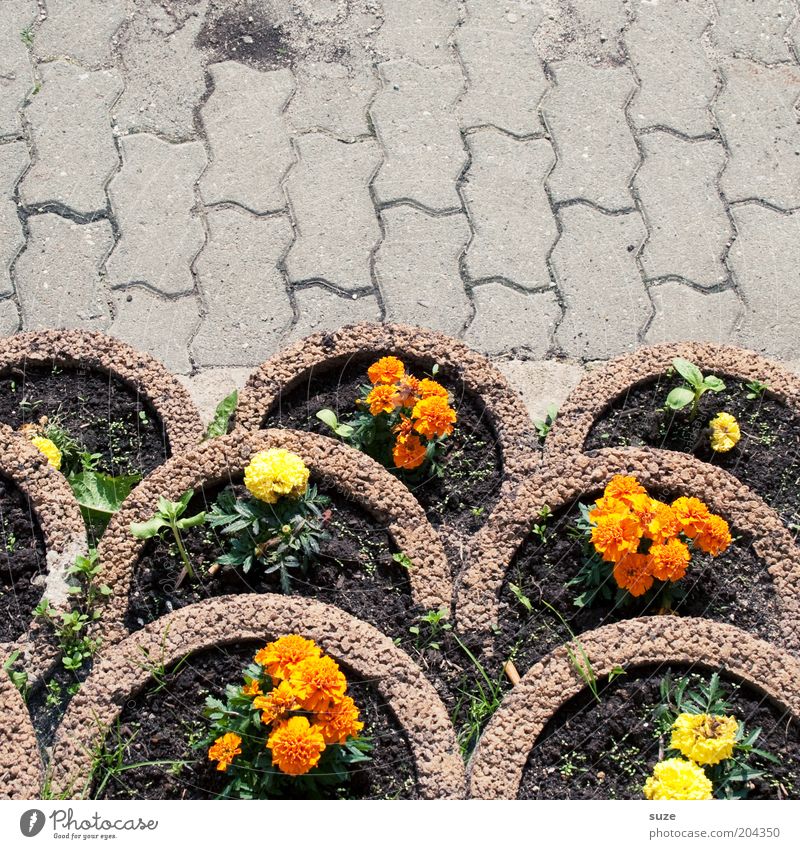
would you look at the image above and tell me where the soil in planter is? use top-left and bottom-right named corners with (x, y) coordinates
top-left (0, 364), bottom-right (168, 478)
top-left (0, 474), bottom-right (47, 643)
top-left (94, 642), bottom-right (419, 800)
top-left (584, 373), bottom-right (800, 532)
top-left (518, 666), bottom-right (800, 799)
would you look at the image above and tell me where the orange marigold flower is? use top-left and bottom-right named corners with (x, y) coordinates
top-left (591, 512), bottom-right (642, 563)
top-left (604, 475), bottom-right (647, 505)
top-left (394, 375), bottom-right (421, 407)
top-left (417, 378), bottom-right (448, 399)
top-left (254, 680), bottom-right (300, 725)
top-left (588, 495), bottom-right (630, 523)
top-left (254, 635), bottom-right (321, 682)
top-left (412, 395), bottom-right (457, 440)
top-left (671, 496), bottom-right (711, 539)
top-left (629, 493), bottom-right (660, 528)
top-left (267, 716), bottom-right (326, 776)
top-left (693, 514), bottom-right (732, 557)
top-left (393, 432), bottom-right (427, 470)
top-left (368, 356), bottom-right (405, 385)
top-left (649, 538), bottom-right (691, 582)
top-left (241, 680), bottom-right (262, 697)
top-left (365, 384), bottom-right (399, 416)
top-left (645, 500), bottom-right (682, 544)
top-left (290, 655), bottom-right (348, 712)
top-left (317, 695), bottom-right (364, 745)
top-left (613, 552), bottom-right (654, 597)
top-left (393, 415), bottom-right (413, 437)
top-left (208, 732), bottom-right (242, 772)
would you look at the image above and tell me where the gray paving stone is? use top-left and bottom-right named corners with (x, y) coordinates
top-left (0, 141), bottom-right (28, 297)
top-left (35, 0), bottom-right (125, 68)
top-left (635, 133), bottom-right (730, 288)
top-left (729, 204), bottom-right (800, 359)
top-left (543, 61), bottom-right (638, 210)
top-left (109, 287), bottom-right (199, 374)
top-left (0, 297), bottom-right (20, 334)
top-left (465, 283), bottom-right (561, 356)
top-left (113, 0), bottom-right (208, 140)
top-left (552, 205), bottom-right (648, 359)
top-left (192, 208), bottom-right (293, 367)
top-left (285, 133), bottom-right (381, 291)
top-left (534, 0), bottom-right (632, 64)
top-left (645, 282), bottom-right (742, 345)
top-left (716, 59), bottom-right (800, 208)
top-left (0, 1), bottom-right (36, 138)
top-left (16, 213), bottom-right (112, 330)
top-left (20, 62), bottom-right (122, 213)
top-left (713, 0), bottom-right (796, 64)
top-left (462, 129), bottom-right (556, 290)
top-left (371, 60), bottom-right (466, 211)
top-left (178, 367), bottom-right (253, 425)
top-left (287, 285), bottom-right (381, 343)
top-left (200, 62), bottom-right (294, 213)
top-left (286, 61), bottom-right (377, 140)
top-left (495, 358), bottom-right (585, 423)
top-left (457, 0), bottom-right (546, 135)
top-left (374, 206), bottom-right (470, 335)
top-left (106, 133), bottom-right (206, 296)
top-left (625, 0), bottom-right (717, 136)
top-left (376, 0), bottom-right (460, 67)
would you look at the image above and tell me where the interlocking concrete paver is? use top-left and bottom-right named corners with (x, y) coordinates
top-left (35, 0), bottom-right (125, 68)
top-left (465, 283), bottom-right (561, 356)
top-left (371, 60), bottom-right (466, 212)
top-left (193, 208), bottom-right (293, 367)
top-left (106, 133), bottom-right (206, 296)
top-left (16, 213), bottom-right (112, 330)
top-left (543, 61), bottom-right (639, 210)
top-left (376, 0), bottom-right (459, 67)
top-left (20, 62), bottom-right (122, 214)
top-left (729, 204), bottom-right (800, 359)
top-left (457, 0), bottom-right (546, 136)
top-left (287, 285), bottom-right (382, 342)
top-left (0, 1), bottom-right (36, 138)
top-left (534, 0), bottom-right (632, 64)
top-left (635, 133), bottom-right (730, 288)
top-left (462, 129), bottom-right (556, 290)
top-left (375, 206), bottom-right (470, 335)
top-left (553, 205), bottom-right (648, 359)
top-left (626, 0), bottom-right (717, 136)
top-left (645, 282), bottom-right (742, 345)
top-left (713, 0), bottom-right (797, 64)
top-left (0, 141), bottom-right (28, 297)
top-left (496, 358), bottom-right (585, 423)
top-left (716, 59), bottom-right (800, 208)
top-left (200, 62), bottom-right (294, 213)
top-left (109, 287), bottom-right (199, 374)
top-left (286, 61), bottom-right (377, 140)
top-left (178, 367), bottom-right (253, 424)
top-left (113, 0), bottom-right (209, 140)
top-left (285, 133), bottom-right (381, 291)
top-left (0, 298), bottom-right (19, 334)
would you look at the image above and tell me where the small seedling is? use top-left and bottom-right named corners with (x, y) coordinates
top-left (408, 606), bottom-right (451, 650)
top-left (204, 390), bottom-right (238, 439)
top-left (392, 551), bottom-right (413, 570)
top-left (20, 27), bottom-right (34, 48)
top-left (530, 504), bottom-right (551, 543)
top-left (2, 651), bottom-right (29, 700)
top-left (533, 404), bottom-right (558, 441)
top-left (316, 408), bottom-right (355, 438)
top-left (608, 665), bottom-right (627, 682)
top-left (665, 358), bottom-right (725, 419)
top-left (508, 582), bottom-right (533, 614)
top-left (745, 379), bottom-right (769, 401)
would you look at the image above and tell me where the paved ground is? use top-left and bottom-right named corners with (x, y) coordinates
top-left (1, 0), bottom-right (800, 420)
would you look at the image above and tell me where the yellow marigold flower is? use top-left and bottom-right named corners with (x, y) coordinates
top-left (208, 732), bottom-right (242, 772)
top-left (649, 538), bottom-right (691, 583)
top-left (417, 378), bottom-right (448, 400)
top-left (709, 412), bottom-right (741, 454)
top-left (393, 432), bottom-right (427, 470)
top-left (29, 435), bottom-right (62, 471)
top-left (290, 655), bottom-right (348, 712)
top-left (244, 448), bottom-right (310, 504)
top-left (693, 513), bottom-right (732, 557)
top-left (241, 680), bottom-right (262, 697)
top-left (317, 695), bottom-right (364, 745)
top-left (671, 496), bottom-right (711, 539)
top-left (254, 634), bottom-right (321, 681)
top-left (670, 713), bottom-right (739, 766)
top-left (591, 512), bottom-right (642, 563)
top-left (411, 395), bottom-right (457, 440)
top-left (267, 716), bottom-right (326, 776)
top-left (612, 552), bottom-right (654, 597)
top-left (254, 680), bottom-right (300, 725)
top-left (604, 475), bottom-right (647, 505)
top-left (643, 758), bottom-right (713, 800)
top-left (365, 384), bottom-right (399, 416)
top-left (368, 356), bottom-right (405, 385)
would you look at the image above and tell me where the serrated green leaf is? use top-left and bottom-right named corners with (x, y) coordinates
top-left (205, 390), bottom-right (238, 439)
top-left (69, 470), bottom-right (141, 527)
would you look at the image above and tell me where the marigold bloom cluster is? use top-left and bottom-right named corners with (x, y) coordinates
top-left (709, 412), bottom-right (741, 454)
top-left (243, 448), bottom-right (310, 504)
top-left (643, 757), bottom-right (713, 800)
top-left (588, 475), bottom-right (731, 596)
top-left (29, 435), bottom-right (62, 470)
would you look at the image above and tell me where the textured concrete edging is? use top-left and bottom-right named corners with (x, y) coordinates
top-left (49, 595), bottom-right (466, 800)
top-left (0, 330), bottom-right (205, 454)
top-left (0, 424), bottom-right (86, 683)
top-left (467, 617), bottom-right (800, 799)
top-left (0, 667), bottom-right (42, 800)
top-left (97, 429), bottom-right (452, 645)
top-left (456, 447), bottom-right (800, 653)
top-left (546, 342), bottom-right (800, 458)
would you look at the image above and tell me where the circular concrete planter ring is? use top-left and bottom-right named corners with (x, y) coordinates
top-left (0, 667), bottom-right (43, 799)
top-left (49, 594), bottom-right (466, 799)
top-left (467, 617), bottom-right (800, 799)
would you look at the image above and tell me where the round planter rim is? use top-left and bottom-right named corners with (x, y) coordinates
top-left (0, 668), bottom-right (43, 799)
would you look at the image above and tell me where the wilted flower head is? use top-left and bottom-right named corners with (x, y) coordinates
top-left (709, 412), bottom-right (741, 454)
top-left (670, 712), bottom-right (738, 766)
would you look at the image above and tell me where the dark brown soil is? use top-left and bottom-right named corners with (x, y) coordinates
top-left (585, 374), bottom-right (800, 533)
top-left (518, 667), bottom-right (800, 799)
top-left (197, 2), bottom-right (293, 70)
top-left (0, 364), bottom-right (168, 478)
top-left (94, 642), bottom-right (419, 800)
top-left (0, 474), bottom-right (47, 643)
